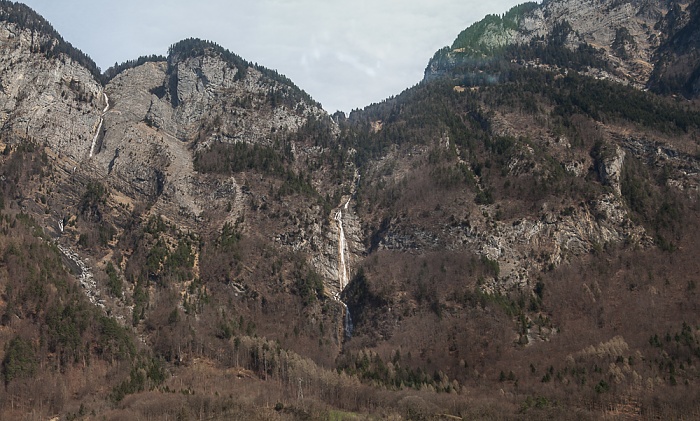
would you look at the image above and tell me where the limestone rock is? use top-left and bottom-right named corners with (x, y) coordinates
top-left (425, 0), bottom-right (686, 89)
top-left (0, 21), bottom-right (102, 167)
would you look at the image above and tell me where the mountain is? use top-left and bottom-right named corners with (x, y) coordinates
top-left (1, 0), bottom-right (700, 419)
top-left (425, 0), bottom-right (700, 98)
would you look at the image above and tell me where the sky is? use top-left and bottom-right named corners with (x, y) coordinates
top-left (21, 0), bottom-right (526, 113)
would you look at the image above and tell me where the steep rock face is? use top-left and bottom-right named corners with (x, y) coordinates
top-left (162, 44), bottom-right (326, 147)
top-left (91, 42), bottom-right (330, 227)
top-left (649, 0), bottom-right (700, 97)
top-left (521, 0), bottom-right (663, 84)
top-left (0, 21), bottom-right (102, 166)
top-left (310, 200), bottom-right (363, 297)
top-left (597, 144), bottom-right (625, 195)
top-left (97, 62), bottom-right (171, 201)
top-left (425, 0), bottom-right (688, 89)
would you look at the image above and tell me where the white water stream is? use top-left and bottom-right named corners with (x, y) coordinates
top-left (335, 197), bottom-right (353, 338)
top-left (89, 92), bottom-right (110, 158)
top-left (341, 301), bottom-right (353, 339)
top-left (56, 244), bottom-right (104, 309)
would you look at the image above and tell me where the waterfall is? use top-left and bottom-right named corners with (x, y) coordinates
top-left (89, 119), bottom-right (104, 157)
top-left (102, 92), bottom-right (110, 114)
top-left (89, 92), bottom-right (110, 158)
top-left (341, 301), bottom-right (353, 339)
top-left (335, 208), bottom-right (349, 290)
top-left (335, 198), bottom-right (353, 338)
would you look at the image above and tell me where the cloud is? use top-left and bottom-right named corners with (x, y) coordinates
top-left (335, 52), bottom-right (378, 78)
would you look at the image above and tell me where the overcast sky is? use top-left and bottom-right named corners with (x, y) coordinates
top-left (21, 0), bottom-right (526, 113)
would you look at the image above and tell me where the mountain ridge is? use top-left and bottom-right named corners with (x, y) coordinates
top-left (425, 0), bottom-right (700, 98)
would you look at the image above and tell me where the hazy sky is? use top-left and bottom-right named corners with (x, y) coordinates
top-left (21, 0), bottom-right (526, 113)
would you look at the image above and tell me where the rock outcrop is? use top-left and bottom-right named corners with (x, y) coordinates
top-left (88, 40), bottom-right (331, 227)
top-left (425, 0), bottom-right (693, 93)
top-left (0, 21), bottom-right (102, 167)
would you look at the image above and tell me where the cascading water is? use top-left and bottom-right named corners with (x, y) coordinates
top-left (335, 209), bottom-right (348, 290)
top-left (341, 301), bottom-right (353, 338)
top-left (89, 92), bottom-right (110, 158)
top-left (335, 197), bottom-right (353, 338)
top-left (89, 120), bottom-right (103, 157)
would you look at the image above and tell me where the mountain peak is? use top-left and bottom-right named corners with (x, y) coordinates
top-left (425, 0), bottom-right (699, 97)
top-left (167, 37), bottom-right (246, 67)
top-left (0, 0), bottom-right (101, 81)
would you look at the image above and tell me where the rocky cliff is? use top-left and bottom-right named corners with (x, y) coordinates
top-left (90, 39), bottom-right (331, 222)
top-left (0, 20), bottom-right (102, 166)
top-left (425, 0), bottom-right (699, 96)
